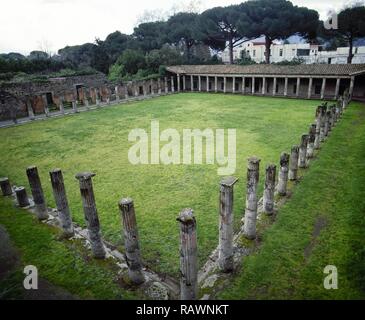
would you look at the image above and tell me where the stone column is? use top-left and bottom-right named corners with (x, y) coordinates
top-left (84, 89), bottom-right (90, 109)
top-left (190, 75), bottom-right (194, 92)
top-left (96, 89), bottom-right (101, 106)
top-left (233, 77), bottom-right (236, 94)
top-left (42, 95), bottom-right (50, 117)
top-left (134, 82), bottom-right (139, 97)
top-left (142, 81), bottom-right (147, 97)
top-left (119, 198), bottom-right (145, 284)
top-left (284, 77), bottom-right (288, 97)
top-left (183, 76), bottom-right (186, 91)
top-left (26, 99), bottom-right (35, 120)
top-left (215, 77), bottom-right (218, 93)
top-left (150, 79), bottom-right (154, 95)
top-left (198, 76), bottom-right (202, 92)
top-left (314, 106), bottom-right (321, 151)
top-left (298, 134), bottom-right (309, 168)
top-left (320, 78), bottom-right (327, 100)
top-left (15, 187), bottom-right (30, 207)
top-left (157, 78), bottom-right (162, 95)
top-left (206, 76), bottom-right (209, 92)
top-left (26, 166), bottom-right (48, 220)
top-left (289, 146), bottom-right (299, 181)
top-left (50, 169), bottom-right (74, 237)
top-left (171, 76), bottom-right (175, 93)
top-left (0, 177), bottom-right (12, 196)
top-left (177, 74), bottom-right (181, 92)
top-left (115, 86), bottom-right (120, 102)
top-left (325, 110), bottom-right (332, 136)
top-left (75, 172), bottom-right (106, 259)
top-left (273, 77), bottom-right (277, 96)
top-left (320, 106), bottom-right (326, 142)
top-left (223, 77), bottom-right (227, 93)
top-left (72, 100), bottom-right (78, 113)
top-left (296, 78), bottom-right (301, 98)
top-left (277, 153), bottom-right (290, 196)
top-left (123, 85), bottom-right (128, 99)
top-left (349, 76), bottom-right (355, 98)
top-left (242, 77), bottom-right (246, 94)
top-left (165, 77), bottom-right (168, 94)
top-left (218, 177), bottom-right (238, 272)
top-left (177, 208), bottom-right (198, 300)
top-left (307, 124), bottom-right (316, 159)
top-left (334, 78), bottom-right (341, 100)
top-left (263, 165), bottom-right (276, 215)
top-left (243, 157), bottom-right (260, 240)
top-left (251, 77), bottom-right (255, 95)
top-left (262, 77), bottom-right (266, 95)
top-left (59, 97), bottom-right (65, 114)
top-left (308, 78), bottom-right (313, 99)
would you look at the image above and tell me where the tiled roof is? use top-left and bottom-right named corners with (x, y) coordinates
top-left (166, 64), bottom-right (365, 76)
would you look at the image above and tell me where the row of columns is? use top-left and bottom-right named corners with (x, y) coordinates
top-left (176, 74), bottom-right (355, 100)
top-left (22, 76), bottom-right (177, 124)
top-left (0, 94), bottom-right (351, 300)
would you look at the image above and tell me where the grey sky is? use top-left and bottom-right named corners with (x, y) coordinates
top-left (0, 0), bottom-right (358, 55)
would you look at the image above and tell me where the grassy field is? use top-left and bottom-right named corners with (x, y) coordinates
top-left (0, 93), bottom-right (319, 276)
top-left (218, 101), bottom-right (365, 300)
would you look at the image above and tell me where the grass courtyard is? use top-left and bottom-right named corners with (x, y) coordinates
top-left (0, 93), bottom-right (321, 276)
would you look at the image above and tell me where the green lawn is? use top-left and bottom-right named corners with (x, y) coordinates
top-left (218, 101), bottom-right (365, 300)
top-left (0, 93), bottom-right (319, 276)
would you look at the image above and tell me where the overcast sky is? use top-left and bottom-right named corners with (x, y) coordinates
top-left (0, 0), bottom-right (359, 55)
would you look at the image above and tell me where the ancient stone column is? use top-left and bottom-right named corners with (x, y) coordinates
top-left (308, 78), bottom-right (313, 99)
top-left (0, 177), bottom-right (13, 196)
top-left (115, 86), bottom-right (120, 102)
top-left (42, 95), bottom-right (50, 117)
top-left (26, 166), bottom-right (49, 220)
top-left (218, 177), bottom-right (238, 272)
top-left (326, 110), bottom-right (332, 133)
top-left (277, 153), bottom-right (290, 196)
top-left (320, 107), bottom-right (327, 142)
top-left (75, 172), bottom-right (105, 259)
top-left (183, 76), bottom-right (186, 91)
top-left (119, 198), bottom-right (145, 284)
top-left (150, 79), bottom-right (154, 95)
top-left (134, 83), bottom-right (139, 97)
top-left (324, 110), bottom-right (331, 137)
top-left (26, 99), bottom-right (35, 120)
top-left (15, 187), bottom-right (30, 207)
top-left (243, 157), bottom-right (260, 240)
top-left (314, 106), bottom-right (321, 150)
top-left (224, 77), bottom-right (227, 93)
top-left (59, 97), bottom-right (65, 114)
top-left (296, 78), bottom-right (301, 98)
top-left (165, 77), bottom-right (169, 94)
top-left (273, 77), bottom-right (277, 96)
top-left (263, 165), bottom-right (276, 215)
top-left (284, 77), bottom-right (288, 97)
top-left (262, 77), bottom-right (266, 95)
top-left (158, 78), bottom-right (162, 95)
top-left (124, 85), bottom-right (129, 99)
top-left (251, 77), bottom-right (255, 95)
top-left (289, 146), bottom-right (299, 181)
top-left (50, 169), bottom-right (74, 237)
top-left (298, 134), bottom-right (309, 169)
top-left (198, 76), bottom-right (202, 92)
top-left (177, 208), bottom-right (198, 300)
top-left (72, 100), bottom-right (78, 113)
top-left (143, 81), bottom-right (147, 96)
top-left (83, 89), bottom-right (90, 109)
top-left (171, 77), bottom-right (175, 93)
top-left (206, 76), bottom-right (209, 92)
top-left (177, 75), bottom-right (180, 92)
top-left (75, 172), bottom-right (106, 259)
top-left (320, 78), bottom-right (327, 100)
top-left (307, 124), bottom-right (316, 159)
top-left (242, 77), bottom-right (246, 94)
top-left (233, 77), bottom-right (236, 94)
top-left (215, 77), bottom-right (218, 93)
top-left (190, 75), bottom-right (194, 92)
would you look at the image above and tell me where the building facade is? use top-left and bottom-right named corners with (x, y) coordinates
top-left (167, 64), bottom-right (365, 101)
top-left (220, 40), bottom-right (365, 65)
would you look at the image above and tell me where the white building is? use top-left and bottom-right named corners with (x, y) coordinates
top-left (220, 39), bottom-right (365, 65)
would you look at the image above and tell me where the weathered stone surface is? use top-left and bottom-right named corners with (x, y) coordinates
top-left (26, 166), bottom-right (48, 220)
top-left (263, 164), bottom-right (276, 215)
top-left (0, 177), bottom-right (12, 196)
top-left (177, 208), bottom-right (198, 300)
top-left (243, 157), bottom-right (260, 240)
top-left (15, 186), bottom-right (30, 207)
top-left (298, 134), bottom-right (309, 168)
top-left (289, 146), bottom-right (299, 181)
top-left (277, 153), bottom-right (290, 196)
top-left (146, 282), bottom-right (169, 300)
top-left (119, 198), bottom-right (145, 285)
top-left (75, 172), bottom-right (106, 259)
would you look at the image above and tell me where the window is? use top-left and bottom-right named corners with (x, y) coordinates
top-left (235, 82), bottom-right (240, 91)
top-left (46, 92), bottom-right (53, 105)
top-left (279, 49), bottom-right (283, 57)
top-left (221, 82), bottom-right (224, 90)
top-left (328, 58), bottom-right (332, 64)
top-left (139, 86), bottom-right (144, 95)
top-left (253, 50), bottom-right (256, 57)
